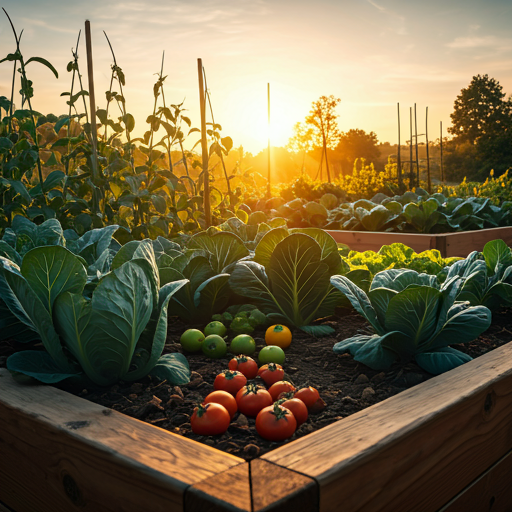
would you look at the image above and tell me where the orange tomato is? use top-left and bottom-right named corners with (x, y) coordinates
top-left (265, 324), bottom-right (292, 349)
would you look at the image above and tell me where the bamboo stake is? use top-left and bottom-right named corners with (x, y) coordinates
top-left (414, 103), bottom-right (419, 187)
top-left (426, 106), bottom-right (431, 193)
top-left (440, 121), bottom-right (444, 182)
top-left (84, 20), bottom-right (99, 184)
top-left (397, 102), bottom-right (402, 192)
top-left (198, 58), bottom-right (211, 228)
top-left (267, 82), bottom-right (271, 198)
top-left (409, 107), bottom-right (414, 188)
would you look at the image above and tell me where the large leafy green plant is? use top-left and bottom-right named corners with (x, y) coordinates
top-left (2, 243), bottom-right (190, 386)
top-left (446, 239), bottom-right (512, 311)
top-left (331, 268), bottom-right (491, 374)
top-left (229, 229), bottom-right (367, 335)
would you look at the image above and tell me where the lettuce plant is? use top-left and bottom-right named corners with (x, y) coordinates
top-left (1, 242), bottom-right (190, 386)
top-left (331, 268), bottom-right (491, 374)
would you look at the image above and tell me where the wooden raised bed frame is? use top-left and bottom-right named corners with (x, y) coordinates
top-left (2, 337), bottom-right (512, 512)
top-left (326, 226), bottom-right (512, 257)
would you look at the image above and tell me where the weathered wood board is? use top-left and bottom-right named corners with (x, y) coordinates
top-left (263, 340), bottom-right (512, 512)
top-left (326, 226), bottom-right (512, 257)
top-left (0, 368), bottom-right (242, 512)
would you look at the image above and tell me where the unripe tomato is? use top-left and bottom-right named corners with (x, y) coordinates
top-left (204, 321), bottom-right (227, 337)
top-left (202, 334), bottom-right (227, 358)
top-left (268, 381), bottom-right (296, 402)
top-left (179, 329), bottom-right (205, 352)
top-left (236, 383), bottom-right (272, 417)
top-left (294, 386), bottom-right (320, 408)
top-left (257, 363), bottom-right (285, 387)
top-left (190, 403), bottom-right (230, 436)
top-left (214, 370), bottom-right (247, 396)
top-left (265, 324), bottom-right (292, 349)
top-left (203, 390), bottom-right (238, 420)
top-left (255, 403), bottom-right (297, 441)
top-left (277, 398), bottom-right (308, 426)
top-left (258, 345), bottom-right (285, 365)
top-left (228, 355), bottom-right (258, 379)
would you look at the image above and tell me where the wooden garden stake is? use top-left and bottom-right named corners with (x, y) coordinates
top-left (198, 58), bottom-right (211, 228)
top-left (414, 103), bottom-right (420, 186)
top-left (409, 107), bottom-right (414, 188)
top-left (267, 82), bottom-right (271, 198)
top-left (84, 20), bottom-right (99, 185)
top-left (426, 106), bottom-right (431, 193)
top-left (440, 121), bottom-right (444, 182)
top-left (397, 102), bottom-right (402, 192)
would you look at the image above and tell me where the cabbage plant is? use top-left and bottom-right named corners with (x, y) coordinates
top-left (1, 243), bottom-right (190, 386)
top-left (446, 239), bottom-right (512, 311)
top-left (229, 229), bottom-right (367, 335)
top-left (331, 268), bottom-right (491, 374)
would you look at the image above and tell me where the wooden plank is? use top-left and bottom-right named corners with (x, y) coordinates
top-left (443, 226), bottom-right (512, 257)
top-left (262, 341), bottom-right (512, 512)
top-left (250, 459), bottom-right (318, 512)
top-left (185, 463), bottom-right (251, 512)
top-left (0, 368), bottom-right (243, 512)
top-left (0, 501), bottom-right (15, 512)
top-left (326, 226), bottom-right (512, 258)
top-left (438, 448), bottom-right (512, 512)
top-left (326, 230), bottom-right (437, 254)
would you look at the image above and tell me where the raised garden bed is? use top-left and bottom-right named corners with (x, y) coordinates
top-left (326, 226), bottom-right (512, 257)
top-left (2, 312), bottom-right (512, 512)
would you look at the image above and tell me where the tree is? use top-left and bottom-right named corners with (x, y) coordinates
top-left (446, 75), bottom-right (512, 179)
top-left (336, 129), bottom-right (380, 173)
top-left (305, 95), bottom-right (341, 182)
top-left (449, 74), bottom-right (512, 145)
top-left (287, 121), bottom-right (315, 174)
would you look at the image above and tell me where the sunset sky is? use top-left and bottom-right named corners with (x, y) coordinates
top-left (1, 0), bottom-right (511, 154)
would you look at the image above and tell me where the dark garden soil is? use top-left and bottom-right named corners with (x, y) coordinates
top-left (1, 307), bottom-right (512, 461)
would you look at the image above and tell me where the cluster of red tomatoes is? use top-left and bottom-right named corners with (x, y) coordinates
top-left (190, 354), bottom-right (320, 441)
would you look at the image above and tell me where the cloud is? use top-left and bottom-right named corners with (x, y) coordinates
top-left (366, 0), bottom-right (407, 36)
top-left (446, 35), bottom-right (512, 51)
top-left (19, 18), bottom-right (78, 35)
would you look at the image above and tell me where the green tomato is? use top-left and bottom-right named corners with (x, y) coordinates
top-left (180, 329), bottom-right (205, 353)
top-left (202, 334), bottom-right (228, 359)
top-left (230, 334), bottom-right (256, 356)
top-left (258, 345), bottom-right (285, 365)
top-left (204, 321), bottom-right (227, 337)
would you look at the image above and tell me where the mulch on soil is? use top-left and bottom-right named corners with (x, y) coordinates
top-left (1, 307), bottom-right (511, 461)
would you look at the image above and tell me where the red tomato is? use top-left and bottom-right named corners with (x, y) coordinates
top-left (255, 403), bottom-right (297, 441)
top-left (268, 380), bottom-right (296, 402)
top-left (235, 383), bottom-right (273, 417)
top-left (294, 386), bottom-right (320, 408)
top-left (190, 403), bottom-right (230, 436)
top-left (257, 362), bottom-right (285, 387)
top-left (278, 398), bottom-right (308, 426)
top-left (214, 370), bottom-right (247, 396)
top-left (203, 390), bottom-right (238, 420)
top-left (228, 355), bottom-right (259, 380)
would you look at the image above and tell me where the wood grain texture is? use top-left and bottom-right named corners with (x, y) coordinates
top-left (326, 226), bottom-right (512, 258)
top-left (438, 448), bottom-right (512, 512)
top-left (263, 341), bottom-right (512, 512)
top-left (0, 368), bottom-right (242, 512)
top-left (250, 459), bottom-right (318, 512)
top-left (184, 463), bottom-right (251, 512)
top-left (443, 227), bottom-right (512, 258)
top-left (0, 501), bottom-right (16, 512)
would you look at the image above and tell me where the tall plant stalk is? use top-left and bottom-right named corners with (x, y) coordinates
top-left (202, 67), bottom-right (232, 196)
top-left (2, 9), bottom-right (59, 200)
